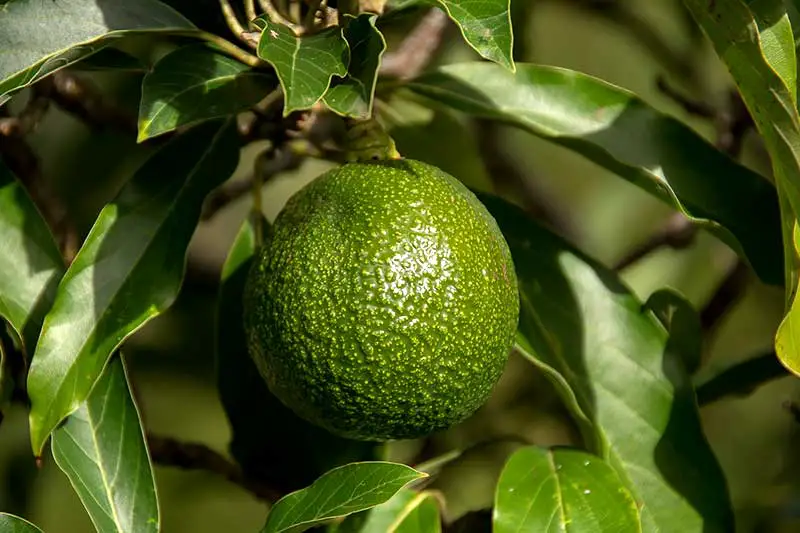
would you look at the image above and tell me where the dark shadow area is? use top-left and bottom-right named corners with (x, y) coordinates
top-left (216, 227), bottom-right (378, 493)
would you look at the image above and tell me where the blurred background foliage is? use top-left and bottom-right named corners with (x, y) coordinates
top-left (1, 0), bottom-right (797, 531)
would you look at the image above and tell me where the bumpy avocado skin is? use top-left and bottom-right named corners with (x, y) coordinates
top-left (243, 159), bottom-right (519, 441)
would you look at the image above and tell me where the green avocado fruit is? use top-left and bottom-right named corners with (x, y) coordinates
top-left (243, 159), bottom-right (519, 441)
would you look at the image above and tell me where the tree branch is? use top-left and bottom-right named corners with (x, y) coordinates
top-left (700, 260), bottom-right (749, 334)
top-left (380, 8), bottom-right (450, 79)
top-left (148, 434), bottom-right (281, 502)
top-left (613, 212), bottom-right (696, 271)
top-left (696, 352), bottom-right (788, 406)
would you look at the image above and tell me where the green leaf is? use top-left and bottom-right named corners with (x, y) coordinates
top-left (643, 289), bottom-right (703, 374)
top-left (73, 47), bottom-right (147, 72)
top-left (494, 446), bottom-right (640, 533)
top-left (262, 462), bottom-right (427, 533)
top-left (52, 355), bottom-right (158, 533)
top-left (27, 119), bottom-right (240, 456)
top-left (681, 1), bottom-right (800, 374)
top-left (432, 1), bottom-right (514, 71)
top-left (217, 217), bottom-right (379, 494)
top-left (0, 159), bottom-right (65, 353)
top-left (254, 17), bottom-right (349, 115)
top-left (324, 14), bottom-right (386, 119)
top-left (0, 513), bottom-right (44, 533)
top-left (138, 43), bottom-right (276, 141)
top-left (409, 62), bottom-right (782, 286)
top-left (483, 195), bottom-right (734, 532)
top-left (385, 0), bottom-right (513, 69)
top-left (332, 489), bottom-right (442, 533)
top-left (0, 0), bottom-right (195, 104)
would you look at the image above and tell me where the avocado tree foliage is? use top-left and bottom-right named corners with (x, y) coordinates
top-left (0, 0), bottom-right (796, 531)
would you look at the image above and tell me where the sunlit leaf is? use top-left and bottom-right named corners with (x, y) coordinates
top-left (138, 43), bottom-right (276, 141)
top-left (324, 14), bottom-right (386, 119)
top-left (262, 462), bottom-right (426, 533)
top-left (332, 489), bottom-right (442, 533)
top-left (27, 119), bottom-right (240, 455)
top-left (0, 513), bottom-right (44, 533)
top-left (0, 159), bottom-right (64, 353)
top-left (409, 62), bottom-right (782, 286)
top-left (386, 0), bottom-right (514, 69)
top-left (483, 194), bottom-right (734, 532)
top-left (0, 0), bottom-right (195, 104)
top-left (494, 446), bottom-right (640, 533)
top-left (52, 355), bottom-right (158, 533)
top-left (254, 17), bottom-right (348, 115)
top-left (682, 0), bottom-right (800, 376)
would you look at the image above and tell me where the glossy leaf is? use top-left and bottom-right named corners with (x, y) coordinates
top-left (217, 217), bottom-right (379, 494)
top-left (483, 195), bottom-right (734, 532)
top-left (262, 462), bottom-right (426, 533)
top-left (138, 43), bottom-right (276, 141)
top-left (682, 2), bottom-right (800, 375)
top-left (494, 446), bottom-right (640, 533)
top-left (0, 159), bottom-right (64, 353)
top-left (27, 119), bottom-right (240, 455)
top-left (387, 0), bottom-right (513, 69)
top-left (643, 289), bottom-right (702, 375)
top-left (52, 355), bottom-right (158, 533)
top-left (332, 489), bottom-right (442, 533)
top-left (0, 0), bottom-right (195, 104)
top-left (0, 513), bottom-right (44, 533)
top-left (324, 14), bottom-right (386, 119)
top-left (255, 17), bottom-right (348, 115)
top-left (409, 63), bottom-right (782, 286)
top-left (433, 0), bottom-right (514, 70)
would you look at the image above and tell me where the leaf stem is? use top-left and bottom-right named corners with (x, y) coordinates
top-left (218, 0), bottom-right (257, 49)
top-left (175, 30), bottom-right (264, 68)
top-left (244, 0), bottom-right (258, 23)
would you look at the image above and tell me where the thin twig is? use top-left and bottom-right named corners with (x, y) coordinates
top-left (700, 260), bottom-right (749, 333)
top-left (696, 352), bottom-right (788, 406)
top-left (380, 8), bottom-right (450, 79)
top-left (256, 0), bottom-right (301, 32)
top-left (148, 434), bottom-right (281, 502)
top-left (614, 212), bottom-right (696, 271)
top-left (656, 76), bottom-right (715, 118)
top-left (201, 145), bottom-right (302, 220)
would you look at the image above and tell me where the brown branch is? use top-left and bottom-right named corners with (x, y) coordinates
top-left (148, 434), bottom-right (282, 502)
top-left (380, 8), bottom-right (450, 79)
top-left (700, 260), bottom-right (749, 334)
top-left (614, 212), bottom-right (696, 271)
top-left (656, 76), bottom-right (715, 119)
top-left (0, 104), bottom-right (79, 262)
top-left (37, 72), bottom-right (138, 135)
top-left (201, 143), bottom-right (303, 220)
